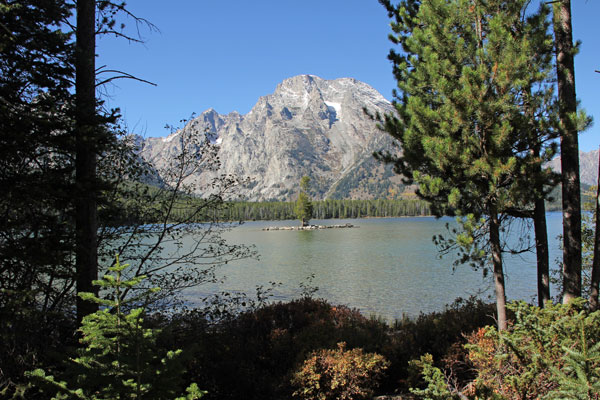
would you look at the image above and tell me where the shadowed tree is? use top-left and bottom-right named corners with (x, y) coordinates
top-left (74, 0), bottom-right (100, 322)
top-left (0, 0), bottom-right (79, 391)
top-left (553, 0), bottom-right (583, 303)
top-left (0, 2), bottom-right (254, 392)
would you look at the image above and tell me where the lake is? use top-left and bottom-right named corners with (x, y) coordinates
top-left (185, 213), bottom-right (564, 321)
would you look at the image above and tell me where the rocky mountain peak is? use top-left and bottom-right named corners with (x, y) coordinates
top-left (138, 75), bottom-right (401, 201)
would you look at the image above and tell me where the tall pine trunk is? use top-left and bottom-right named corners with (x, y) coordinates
top-left (589, 148), bottom-right (600, 311)
top-left (489, 205), bottom-right (508, 331)
top-left (526, 91), bottom-right (551, 308)
top-left (534, 197), bottom-right (550, 307)
top-left (553, 0), bottom-right (582, 303)
top-left (75, 0), bottom-right (98, 322)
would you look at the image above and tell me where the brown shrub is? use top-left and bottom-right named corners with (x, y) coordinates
top-left (291, 342), bottom-right (389, 400)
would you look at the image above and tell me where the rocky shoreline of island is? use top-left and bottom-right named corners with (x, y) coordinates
top-left (262, 223), bottom-right (357, 231)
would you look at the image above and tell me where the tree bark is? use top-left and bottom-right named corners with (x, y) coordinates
top-left (589, 148), bottom-right (600, 311)
top-left (75, 0), bottom-right (98, 322)
top-left (553, 0), bottom-right (582, 303)
top-left (534, 198), bottom-right (551, 307)
top-left (489, 205), bottom-right (507, 331)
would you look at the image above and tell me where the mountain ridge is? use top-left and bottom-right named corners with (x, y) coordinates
top-left (547, 149), bottom-right (599, 187)
top-left (137, 75), bottom-right (403, 201)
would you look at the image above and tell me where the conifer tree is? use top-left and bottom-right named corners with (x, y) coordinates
top-left (546, 323), bottom-right (600, 399)
top-left (0, 2), bottom-right (80, 388)
top-left (0, 0), bottom-right (75, 311)
top-left (28, 255), bottom-right (205, 399)
top-left (378, 0), bottom-right (557, 330)
top-left (295, 176), bottom-right (313, 227)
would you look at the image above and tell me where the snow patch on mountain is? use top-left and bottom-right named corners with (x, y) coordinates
top-left (162, 131), bottom-right (180, 143)
top-left (324, 101), bottom-right (341, 114)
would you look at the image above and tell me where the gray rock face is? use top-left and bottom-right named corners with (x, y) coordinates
top-left (547, 149), bottom-right (599, 186)
top-left (137, 75), bottom-right (403, 201)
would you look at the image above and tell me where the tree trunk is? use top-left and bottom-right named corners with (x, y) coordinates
top-left (589, 148), bottom-right (600, 311)
top-left (75, 0), bottom-right (98, 322)
top-left (553, 0), bottom-right (582, 303)
top-left (489, 205), bottom-right (508, 331)
top-left (534, 198), bottom-right (550, 307)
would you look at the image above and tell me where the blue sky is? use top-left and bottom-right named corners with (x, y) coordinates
top-left (97, 1), bottom-right (599, 152)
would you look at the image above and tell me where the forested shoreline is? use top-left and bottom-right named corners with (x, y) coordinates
top-left (197, 198), bottom-right (431, 222)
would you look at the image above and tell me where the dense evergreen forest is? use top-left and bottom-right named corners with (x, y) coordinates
top-left (178, 198), bottom-right (432, 222)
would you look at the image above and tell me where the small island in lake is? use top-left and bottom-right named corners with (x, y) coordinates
top-left (262, 223), bottom-right (356, 231)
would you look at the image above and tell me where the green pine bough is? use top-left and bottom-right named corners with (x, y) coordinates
top-left (27, 255), bottom-right (206, 400)
top-left (410, 299), bottom-right (600, 399)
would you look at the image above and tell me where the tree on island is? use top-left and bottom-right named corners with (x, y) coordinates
top-left (295, 176), bottom-right (313, 227)
top-left (378, 0), bottom-right (559, 330)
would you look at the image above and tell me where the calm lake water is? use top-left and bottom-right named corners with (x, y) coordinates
top-left (186, 213), bottom-right (564, 321)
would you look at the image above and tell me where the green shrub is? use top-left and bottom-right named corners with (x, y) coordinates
top-left (409, 354), bottom-right (461, 400)
top-left (27, 256), bottom-right (205, 399)
top-left (291, 342), bottom-right (389, 400)
top-left (463, 299), bottom-right (600, 399)
top-left (165, 297), bottom-right (391, 400)
top-left (161, 295), bottom-right (495, 400)
top-left (382, 297), bottom-right (495, 393)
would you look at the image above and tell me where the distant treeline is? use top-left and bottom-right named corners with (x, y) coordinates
top-left (218, 198), bottom-right (431, 222)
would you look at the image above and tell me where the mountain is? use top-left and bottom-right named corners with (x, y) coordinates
top-left (547, 149), bottom-right (599, 186)
top-left (137, 75), bottom-right (405, 201)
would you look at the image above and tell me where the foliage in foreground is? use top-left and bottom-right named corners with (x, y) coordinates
top-left (166, 297), bottom-right (391, 400)
top-left (1, 262), bottom-right (495, 400)
top-left (410, 299), bottom-right (600, 399)
top-left (162, 296), bottom-right (494, 400)
top-left (27, 256), bottom-right (204, 400)
top-left (291, 342), bottom-right (389, 400)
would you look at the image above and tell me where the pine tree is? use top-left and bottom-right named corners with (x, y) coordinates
top-left (0, 0), bottom-right (75, 308)
top-left (0, 2), bottom-right (79, 390)
top-left (378, 0), bottom-right (557, 330)
top-left (28, 255), bottom-right (205, 399)
top-left (546, 323), bottom-right (600, 399)
top-left (465, 299), bottom-right (600, 399)
top-left (74, 0), bottom-right (100, 323)
top-left (295, 176), bottom-right (313, 227)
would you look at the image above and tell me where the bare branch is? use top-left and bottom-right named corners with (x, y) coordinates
top-left (96, 69), bottom-right (157, 87)
top-left (96, 0), bottom-right (159, 42)
top-left (95, 29), bottom-right (144, 43)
